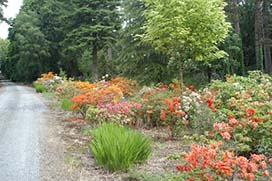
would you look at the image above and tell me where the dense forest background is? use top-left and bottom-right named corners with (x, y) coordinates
top-left (0, 0), bottom-right (271, 86)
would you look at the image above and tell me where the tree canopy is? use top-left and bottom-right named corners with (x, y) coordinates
top-left (0, 0), bottom-right (7, 22)
top-left (142, 0), bottom-right (230, 85)
top-left (0, 0), bottom-right (271, 86)
top-left (142, 0), bottom-right (230, 61)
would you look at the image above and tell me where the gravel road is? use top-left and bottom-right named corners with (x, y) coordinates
top-left (0, 81), bottom-right (46, 181)
top-left (0, 80), bottom-right (127, 181)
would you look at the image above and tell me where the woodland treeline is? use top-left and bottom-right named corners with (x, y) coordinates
top-left (0, 0), bottom-right (271, 85)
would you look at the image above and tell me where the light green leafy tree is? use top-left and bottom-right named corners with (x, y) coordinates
top-left (142, 0), bottom-right (230, 90)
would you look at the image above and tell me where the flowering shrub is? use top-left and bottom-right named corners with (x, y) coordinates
top-left (108, 77), bottom-right (139, 96)
top-left (70, 81), bottom-right (124, 116)
top-left (208, 71), bottom-right (272, 116)
top-left (159, 97), bottom-right (187, 136)
top-left (34, 71), bottom-right (272, 179)
top-left (86, 101), bottom-right (142, 125)
top-left (35, 72), bottom-right (64, 91)
top-left (97, 84), bottom-right (124, 102)
top-left (98, 101), bottom-right (141, 124)
top-left (133, 86), bottom-right (174, 128)
top-left (73, 81), bottom-right (96, 92)
top-left (70, 93), bottom-right (93, 116)
top-left (55, 81), bottom-right (80, 99)
top-left (175, 72), bottom-right (272, 180)
top-left (41, 76), bottom-right (63, 89)
top-left (214, 112), bottom-right (272, 157)
top-left (176, 142), bottom-right (272, 181)
top-left (206, 71), bottom-right (272, 157)
top-left (41, 72), bottom-right (54, 79)
top-left (129, 84), bottom-right (204, 136)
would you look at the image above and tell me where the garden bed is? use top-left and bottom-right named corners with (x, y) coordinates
top-left (37, 72), bottom-right (272, 181)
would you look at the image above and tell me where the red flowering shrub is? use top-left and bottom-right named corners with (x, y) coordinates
top-left (70, 93), bottom-right (93, 116)
top-left (160, 97), bottom-right (188, 137)
top-left (176, 143), bottom-right (272, 181)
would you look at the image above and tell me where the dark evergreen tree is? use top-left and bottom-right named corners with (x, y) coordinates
top-left (62, 0), bottom-right (121, 81)
top-left (4, 11), bottom-right (49, 82)
top-left (116, 0), bottom-right (174, 85)
top-left (263, 0), bottom-right (272, 73)
top-left (0, 38), bottom-right (9, 70)
top-left (38, 0), bottom-right (68, 74)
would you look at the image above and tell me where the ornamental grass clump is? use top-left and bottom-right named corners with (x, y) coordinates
top-left (89, 122), bottom-right (151, 172)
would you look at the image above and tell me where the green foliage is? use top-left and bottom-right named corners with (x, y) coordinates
top-left (0, 0), bottom-right (7, 21)
top-left (60, 98), bottom-right (73, 111)
top-left (3, 10), bottom-right (50, 82)
top-left (1, 0), bottom-right (270, 87)
top-left (85, 106), bottom-right (106, 124)
top-left (219, 32), bottom-right (244, 75)
top-left (256, 137), bottom-right (272, 158)
top-left (81, 125), bottom-right (93, 137)
top-left (33, 82), bottom-right (47, 93)
top-left (142, 0), bottom-right (230, 63)
top-left (78, 50), bottom-right (92, 79)
top-left (89, 123), bottom-right (151, 172)
top-left (184, 71), bottom-right (210, 89)
top-left (0, 38), bottom-right (9, 69)
top-left (131, 87), bottom-right (177, 127)
top-left (116, 0), bottom-right (175, 85)
top-left (209, 71), bottom-right (272, 156)
top-left (59, 68), bottom-right (67, 80)
top-left (38, 0), bottom-right (68, 74)
top-left (55, 81), bottom-right (79, 100)
top-left (238, 0), bottom-right (256, 70)
top-left (62, 0), bottom-right (121, 80)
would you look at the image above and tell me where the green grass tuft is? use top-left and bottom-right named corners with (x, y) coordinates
top-left (60, 98), bottom-right (73, 111)
top-left (89, 122), bottom-right (152, 172)
top-left (33, 82), bottom-right (47, 93)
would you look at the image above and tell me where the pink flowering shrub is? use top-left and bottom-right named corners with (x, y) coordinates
top-left (86, 101), bottom-right (142, 125)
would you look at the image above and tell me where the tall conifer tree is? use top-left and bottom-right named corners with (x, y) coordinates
top-left (63, 0), bottom-right (121, 81)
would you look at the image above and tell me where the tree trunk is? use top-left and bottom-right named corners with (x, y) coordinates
top-left (254, 0), bottom-right (264, 71)
top-left (179, 62), bottom-right (184, 91)
top-left (107, 48), bottom-right (113, 60)
top-left (207, 68), bottom-right (212, 83)
top-left (263, 0), bottom-right (272, 73)
top-left (106, 48), bottom-right (113, 74)
top-left (233, 0), bottom-right (241, 35)
top-left (233, 0), bottom-right (245, 75)
top-left (179, 61), bottom-right (184, 109)
top-left (92, 45), bottom-right (98, 81)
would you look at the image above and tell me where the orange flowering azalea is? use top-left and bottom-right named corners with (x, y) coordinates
top-left (41, 72), bottom-right (54, 79)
